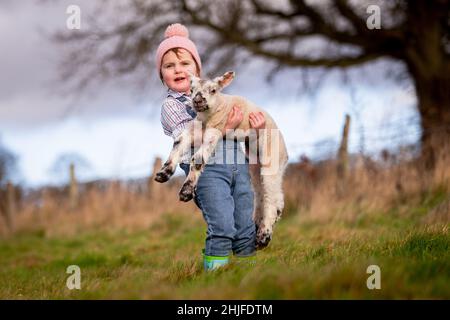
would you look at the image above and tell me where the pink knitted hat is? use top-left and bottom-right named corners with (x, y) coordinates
top-left (155, 23), bottom-right (202, 76)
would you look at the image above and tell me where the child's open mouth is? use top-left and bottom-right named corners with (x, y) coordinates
top-left (174, 77), bottom-right (186, 83)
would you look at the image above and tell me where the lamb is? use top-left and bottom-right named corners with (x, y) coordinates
top-left (155, 71), bottom-right (289, 249)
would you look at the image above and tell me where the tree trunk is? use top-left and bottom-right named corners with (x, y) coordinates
top-left (413, 72), bottom-right (450, 170)
top-left (404, 0), bottom-right (450, 170)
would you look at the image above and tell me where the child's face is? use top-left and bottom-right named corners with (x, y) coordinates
top-left (161, 49), bottom-right (198, 94)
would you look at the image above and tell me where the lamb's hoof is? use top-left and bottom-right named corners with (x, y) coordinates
top-left (256, 230), bottom-right (272, 250)
top-left (154, 169), bottom-right (172, 183)
top-left (179, 183), bottom-right (195, 202)
top-left (275, 209), bottom-right (283, 222)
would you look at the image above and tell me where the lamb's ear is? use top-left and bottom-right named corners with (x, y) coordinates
top-left (187, 71), bottom-right (199, 87)
top-left (187, 71), bottom-right (197, 81)
top-left (215, 71), bottom-right (235, 89)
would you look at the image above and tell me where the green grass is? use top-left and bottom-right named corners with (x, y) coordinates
top-left (0, 194), bottom-right (449, 299)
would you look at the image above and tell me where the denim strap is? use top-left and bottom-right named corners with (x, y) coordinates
top-left (175, 95), bottom-right (197, 119)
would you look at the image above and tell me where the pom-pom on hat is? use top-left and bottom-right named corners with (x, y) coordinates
top-left (155, 23), bottom-right (202, 76)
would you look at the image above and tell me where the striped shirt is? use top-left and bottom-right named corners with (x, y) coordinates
top-left (160, 88), bottom-right (196, 139)
top-left (160, 89), bottom-right (197, 163)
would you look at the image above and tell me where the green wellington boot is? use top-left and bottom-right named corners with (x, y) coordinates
top-left (234, 254), bottom-right (256, 266)
top-left (202, 250), bottom-right (230, 271)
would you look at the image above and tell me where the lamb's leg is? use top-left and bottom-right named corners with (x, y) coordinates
top-left (274, 140), bottom-right (288, 221)
top-left (255, 132), bottom-right (288, 249)
top-left (179, 128), bottom-right (222, 202)
top-left (246, 133), bottom-right (271, 246)
top-left (249, 163), bottom-right (264, 231)
top-left (275, 162), bottom-right (288, 222)
top-left (155, 129), bottom-right (193, 183)
top-left (256, 173), bottom-right (284, 249)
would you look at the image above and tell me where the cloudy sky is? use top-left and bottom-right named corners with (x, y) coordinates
top-left (0, 1), bottom-right (419, 188)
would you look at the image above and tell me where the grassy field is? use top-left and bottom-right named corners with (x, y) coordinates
top-left (0, 187), bottom-right (448, 299)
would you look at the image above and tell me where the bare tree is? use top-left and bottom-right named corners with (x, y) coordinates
top-left (52, 0), bottom-right (450, 168)
top-left (0, 137), bottom-right (18, 188)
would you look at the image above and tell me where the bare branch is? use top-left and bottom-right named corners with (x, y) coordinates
top-left (250, 0), bottom-right (299, 19)
top-left (180, 0), bottom-right (382, 68)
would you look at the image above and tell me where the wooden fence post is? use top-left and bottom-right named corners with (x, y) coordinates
top-left (337, 114), bottom-right (351, 180)
top-left (69, 163), bottom-right (79, 210)
top-left (336, 114), bottom-right (351, 197)
top-left (148, 157), bottom-right (162, 199)
top-left (5, 181), bottom-right (16, 233)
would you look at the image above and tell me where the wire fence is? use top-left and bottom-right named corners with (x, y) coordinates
top-left (286, 115), bottom-right (422, 160)
top-left (110, 114), bottom-right (450, 175)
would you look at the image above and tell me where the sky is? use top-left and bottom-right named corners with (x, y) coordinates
top-left (0, 1), bottom-right (420, 188)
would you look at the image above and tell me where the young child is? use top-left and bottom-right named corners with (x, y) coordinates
top-left (155, 23), bottom-right (265, 271)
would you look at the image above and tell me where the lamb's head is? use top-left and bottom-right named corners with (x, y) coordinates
top-left (188, 71), bottom-right (235, 113)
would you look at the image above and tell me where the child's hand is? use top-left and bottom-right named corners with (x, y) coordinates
top-left (223, 105), bottom-right (243, 135)
top-left (249, 111), bottom-right (265, 130)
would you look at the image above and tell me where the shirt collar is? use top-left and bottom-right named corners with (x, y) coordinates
top-left (167, 88), bottom-right (191, 101)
